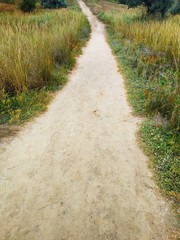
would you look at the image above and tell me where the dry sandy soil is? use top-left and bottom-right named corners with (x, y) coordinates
top-left (0, 1), bottom-right (177, 239)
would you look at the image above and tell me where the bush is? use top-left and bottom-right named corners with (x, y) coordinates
top-left (125, 0), bottom-right (174, 17)
top-left (171, 0), bottom-right (180, 15)
top-left (20, 0), bottom-right (36, 12)
top-left (35, 2), bottom-right (42, 9)
top-left (41, 0), bottom-right (66, 9)
top-left (118, 0), bottom-right (127, 4)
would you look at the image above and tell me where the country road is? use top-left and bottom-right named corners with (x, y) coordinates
top-left (0, 1), bottom-right (175, 239)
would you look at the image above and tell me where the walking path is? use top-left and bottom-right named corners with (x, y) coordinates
top-left (0, 1), bottom-right (174, 239)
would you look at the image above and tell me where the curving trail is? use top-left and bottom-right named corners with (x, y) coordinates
top-left (0, 1), bottom-right (175, 239)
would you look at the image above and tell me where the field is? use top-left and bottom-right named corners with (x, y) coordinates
top-left (0, 2), bottom-right (90, 126)
top-left (84, 0), bottom-right (180, 204)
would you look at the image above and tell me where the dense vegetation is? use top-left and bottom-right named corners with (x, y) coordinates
top-left (41, 0), bottom-right (67, 9)
top-left (118, 0), bottom-right (174, 17)
top-left (99, 10), bottom-right (179, 130)
top-left (171, 0), bottom-right (180, 15)
top-left (84, 0), bottom-right (180, 204)
top-left (0, 0), bottom-right (67, 12)
top-left (20, 0), bottom-right (36, 12)
top-left (0, 3), bottom-right (90, 126)
top-left (118, 0), bottom-right (180, 16)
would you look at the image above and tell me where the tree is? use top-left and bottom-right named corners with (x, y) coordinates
top-left (41, 0), bottom-right (66, 9)
top-left (171, 0), bottom-right (180, 15)
top-left (20, 0), bottom-right (36, 12)
top-left (121, 0), bottom-right (174, 17)
top-left (118, 0), bottom-right (128, 4)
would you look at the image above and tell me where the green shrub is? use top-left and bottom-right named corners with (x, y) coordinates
top-left (41, 0), bottom-right (66, 9)
top-left (118, 0), bottom-right (128, 4)
top-left (20, 0), bottom-right (36, 12)
top-left (171, 0), bottom-right (180, 15)
top-left (125, 0), bottom-right (174, 17)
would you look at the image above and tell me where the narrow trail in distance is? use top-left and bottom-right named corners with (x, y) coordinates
top-left (0, 1), bottom-right (176, 239)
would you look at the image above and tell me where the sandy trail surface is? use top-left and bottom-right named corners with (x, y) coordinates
top-left (0, 1), bottom-right (175, 239)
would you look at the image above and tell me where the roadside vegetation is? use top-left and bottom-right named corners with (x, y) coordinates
top-left (0, 0), bottom-right (90, 130)
top-left (84, 0), bottom-right (180, 206)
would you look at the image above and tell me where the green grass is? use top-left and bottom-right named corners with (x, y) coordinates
top-left (84, 0), bottom-right (180, 205)
top-left (107, 31), bottom-right (179, 128)
top-left (1, 90), bottom-right (51, 124)
top-left (0, 66), bottom-right (68, 125)
top-left (140, 121), bottom-right (180, 198)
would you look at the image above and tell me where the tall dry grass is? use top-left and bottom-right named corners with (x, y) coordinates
top-left (0, 3), bottom-right (16, 12)
top-left (100, 8), bottom-right (180, 62)
top-left (98, 6), bottom-right (180, 128)
top-left (0, 10), bottom-right (90, 95)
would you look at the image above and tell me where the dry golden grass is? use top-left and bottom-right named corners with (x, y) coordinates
top-left (85, 0), bottom-right (180, 61)
top-left (0, 3), bottom-right (16, 12)
top-left (103, 10), bottom-right (180, 62)
top-left (0, 9), bottom-right (90, 95)
top-left (0, 8), bottom-right (90, 125)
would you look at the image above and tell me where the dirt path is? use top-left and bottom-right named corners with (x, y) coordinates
top-left (0, 1), bottom-right (176, 239)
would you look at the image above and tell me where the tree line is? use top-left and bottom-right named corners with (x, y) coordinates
top-left (0, 0), bottom-right (67, 12)
top-left (118, 0), bottom-right (180, 16)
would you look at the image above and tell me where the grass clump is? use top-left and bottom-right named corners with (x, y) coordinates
top-left (0, 9), bottom-right (90, 126)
